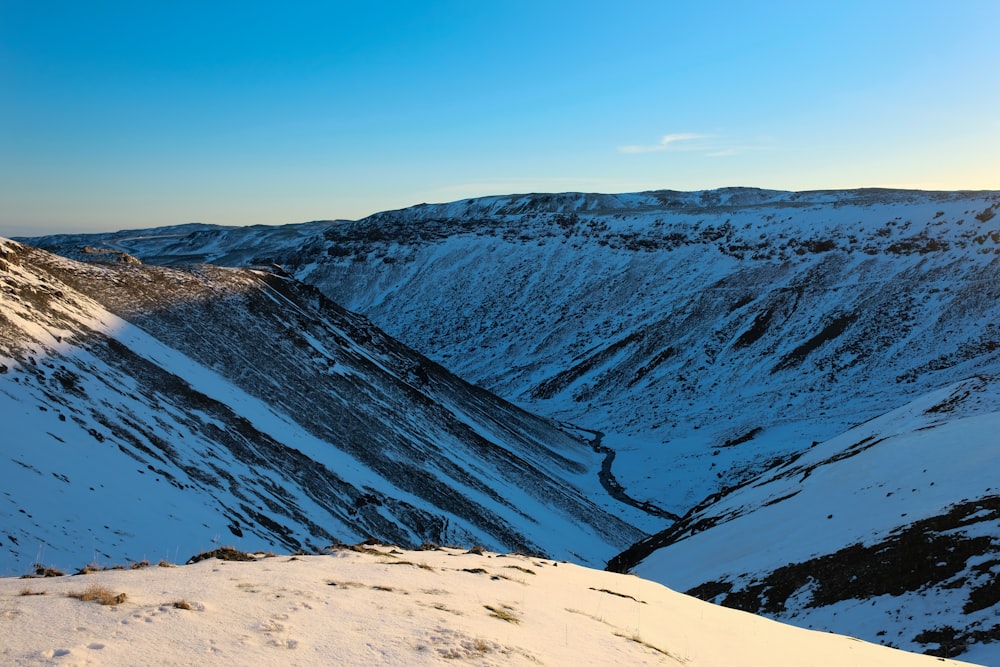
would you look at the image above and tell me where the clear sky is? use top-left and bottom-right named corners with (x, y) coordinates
top-left (2, 1), bottom-right (998, 236)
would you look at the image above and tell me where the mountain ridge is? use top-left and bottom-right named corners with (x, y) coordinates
top-left (16, 186), bottom-right (1000, 660)
top-left (35, 188), bottom-right (999, 512)
top-left (1, 238), bottom-right (642, 575)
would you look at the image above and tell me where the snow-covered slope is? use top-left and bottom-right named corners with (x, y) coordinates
top-left (0, 544), bottom-right (982, 666)
top-left (611, 378), bottom-right (1000, 662)
top-left (29, 189), bottom-right (1000, 514)
top-left (20, 187), bottom-right (1000, 661)
top-left (29, 220), bottom-right (336, 268)
top-left (0, 239), bottom-right (642, 575)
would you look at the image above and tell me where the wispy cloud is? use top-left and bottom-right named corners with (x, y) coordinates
top-left (704, 148), bottom-right (739, 158)
top-left (619, 133), bottom-right (773, 157)
top-left (618, 133), bottom-right (709, 154)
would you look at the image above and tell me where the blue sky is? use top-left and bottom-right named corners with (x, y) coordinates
top-left (2, 1), bottom-right (998, 235)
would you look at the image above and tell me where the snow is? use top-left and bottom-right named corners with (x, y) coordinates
top-left (633, 378), bottom-right (1000, 662)
top-left (641, 406), bottom-right (1000, 580)
top-left (10, 188), bottom-right (1000, 660)
top-left (0, 544), bottom-right (981, 666)
top-left (1, 238), bottom-right (642, 577)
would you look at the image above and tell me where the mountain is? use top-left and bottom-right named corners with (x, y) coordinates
top-left (20, 186), bottom-right (1000, 661)
top-left (0, 238), bottom-right (643, 575)
top-left (3, 544), bottom-right (979, 667)
top-left (30, 189), bottom-right (1000, 512)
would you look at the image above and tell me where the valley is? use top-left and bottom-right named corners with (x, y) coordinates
top-left (13, 186), bottom-right (1000, 661)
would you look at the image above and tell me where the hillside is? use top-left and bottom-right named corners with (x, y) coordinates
top-left (20, 187), bottom-right (1000, 661)
top-left (0, 544), bottom-right (983, 666)
top-left (610, 378), bottom-right (1000, 661)
top-left (0, 239), bottom-right (642, 575)
top-left (34, 188), bottom-right (1000, 512)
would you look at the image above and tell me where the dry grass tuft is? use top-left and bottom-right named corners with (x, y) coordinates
top-left (18, 588), bottom-right (46, 596)
top-left (186, 547), bottom-right (256, 564)
top-left (484, 604), bottom-right (520, 624)
top-left (172, 599), bottom-right (193, 610)
top-left (75, 562), bottom-right (104, 575)
top-left (589, 587), bottom-right (646, 603)
top-left (430, 602), bottom-right (463, 616)
top-left (614, 632), bottom-right (686, 662)
top-left (348, 544), bottom-right (394, 557)
top-left (23, 564), bottom-right (65, 578)
top-left (385, 560), bottom-right (435, 571)
top-left (67, 584), bottom-right (127, 606)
